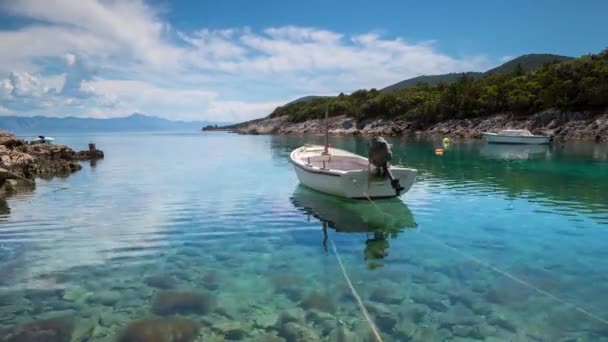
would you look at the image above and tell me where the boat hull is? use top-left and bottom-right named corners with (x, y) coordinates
top-left (483, 133), bottom-right (550, 145)
top-left (290, 146), bottom-right (416, 199)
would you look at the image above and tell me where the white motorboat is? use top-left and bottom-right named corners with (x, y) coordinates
top-left (34, 136), bottom-right (55, 144)
top-left (290, 144), bottom-right (416, 199)
top-left (482, 129), bottom-right (551, 144)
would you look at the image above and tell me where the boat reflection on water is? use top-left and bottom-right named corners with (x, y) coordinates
top-left (291, 185), bottom-right (416, 269)
top-left (480, 143), bottom-right (550, 160)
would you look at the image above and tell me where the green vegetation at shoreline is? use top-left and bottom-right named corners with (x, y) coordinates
top-left (270, 50), bottom-right (608, 124)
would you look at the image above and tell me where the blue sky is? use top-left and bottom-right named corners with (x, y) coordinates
top-left (0, 0), bottom-right (606, 122)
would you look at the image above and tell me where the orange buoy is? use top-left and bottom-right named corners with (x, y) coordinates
top-left (435, 148), bottom-right (444, 155)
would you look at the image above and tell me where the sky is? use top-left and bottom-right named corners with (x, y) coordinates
top-left (0, 0), bottom-right (606, 122)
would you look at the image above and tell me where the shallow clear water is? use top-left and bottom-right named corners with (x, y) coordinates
top-left (1, 132), bottom-right (608, 341)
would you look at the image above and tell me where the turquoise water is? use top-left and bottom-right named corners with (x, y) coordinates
top-left (1, 132), bottom-right (608, 341)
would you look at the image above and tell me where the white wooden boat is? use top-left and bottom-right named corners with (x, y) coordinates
top-left (483, 129), bottom-right (550, 144)
top-left (290, 145), bottom-right (416, 199)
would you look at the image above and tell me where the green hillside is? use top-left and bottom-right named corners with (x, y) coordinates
top-left (485, 54), bottom-right (574, 74)
top-left (382, 54), bottom-right (573, 92)
top-left (268, 49), bottom-right (608, 124)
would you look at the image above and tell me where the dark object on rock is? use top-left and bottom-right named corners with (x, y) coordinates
top-left (6, 316), bottom-right (74, 342)
top-left (117, 317), bottom-right (200, 342)
top-left (75, 148), bottom-right (104, 160)
top-left (152, 290), bottom-right (215, 315)
top-left (300, 291), bottom-right (335, 313)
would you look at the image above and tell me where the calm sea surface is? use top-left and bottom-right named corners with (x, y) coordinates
top-left (1, 132), bottom-right (608, 341)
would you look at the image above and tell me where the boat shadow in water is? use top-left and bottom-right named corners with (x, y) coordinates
top-left (290, 185), bottom-right (416, 269)
top-left (480, 144), bottom-right (550, 160)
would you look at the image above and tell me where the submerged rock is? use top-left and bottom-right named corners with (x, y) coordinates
top-left (200, 271), bottom-right (220, 291)
top-left (144, 275), bottom-right (177, 290)
top-left (213, 321), bottom-right (249, 340)
top-left (364, 301), bottom-right (397, 332)
top-left (279, 322), bottom-right (320, 342)
top-left (117, 317), bottom-right (200, 342)
top-left (87, 290), bottom-right (121, 306)
top-left (278, 308), bottom-right (305, 325)
top-left (488, 314), bottom-right (517, 333)
top-left (152, 290), bottom-right (215, 315)
top-left (369, 287), bottom-right (404, 305)
top-left (327, 325), bottom-right (359, 342)
top-left (6, 316), bottom-right (74, 342)
top-left (271, 273), bottom-right (306, 302)
top-left (300, 291), bottom-right (335, 313)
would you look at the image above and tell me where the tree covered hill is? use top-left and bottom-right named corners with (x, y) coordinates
top-left (485, 54), bottom-right (573, 74)
top-left (268, 50), bottom-right (607, 124)
top-left (381, 54), bottom-right (572, 92)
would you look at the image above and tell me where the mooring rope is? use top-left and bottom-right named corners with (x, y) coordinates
top-left (359, 192), bottom-right (608, 328)
top-left (329, 239), bottom-right (384, 342)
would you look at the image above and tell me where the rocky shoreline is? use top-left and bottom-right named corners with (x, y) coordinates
top-left (225, 110), bottom-right (608, 141)
top-left (0, 130), bottom-right (104, 212)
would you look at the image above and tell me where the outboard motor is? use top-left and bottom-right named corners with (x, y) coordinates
top-left (368, 137), bottom-right (404, 196)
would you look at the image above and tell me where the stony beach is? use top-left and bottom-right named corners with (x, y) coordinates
top-left (223, 110), bottom-right (608, 142)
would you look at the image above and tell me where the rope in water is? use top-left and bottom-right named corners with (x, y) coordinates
top-left (329, 239), bottom-right (384, 342)
top-left (359, 192), bottom-right (608, 328)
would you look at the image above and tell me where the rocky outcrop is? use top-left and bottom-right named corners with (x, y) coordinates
top-left (231, 110), bottom-right (608, 141)
top-left (0, 130), bottom-right (104, 209)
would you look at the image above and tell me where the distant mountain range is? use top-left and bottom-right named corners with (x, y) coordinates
top-left (0, 113), bottom-right (230, 134)
top-left (381, 54), bottom-right (573, 91)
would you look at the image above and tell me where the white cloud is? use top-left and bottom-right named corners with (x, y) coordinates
top-left (63, 53), bottom-right (76, 66)
top-left (0, 0), bottom-right (492, 121)
top-left (0, 105), bottom-right (12, 114)
top-left (0, 79), bottom-right (14, 98)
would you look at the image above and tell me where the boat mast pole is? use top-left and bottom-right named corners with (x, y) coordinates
top-left (323, 105), bottom-right (329, 155)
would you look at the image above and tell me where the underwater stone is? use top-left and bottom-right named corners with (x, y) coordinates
top-left (398, 303), bottom-right (429, 324)
top-left (411, 326), bottom-right (439, 342)
top-left (440, 303), bottom-right (483, 327)
top-left (394, 320), bottom-right (416, 340)
top-left (300, 291), bottom-right (335, 313)
top-left (279, 322), bottom-right (320, 342)
top-left (364, 301), bottom-right (397, 332)
top-left (305, 309), bottom-right (335, 325)
top-left (71, 318), bottom-right (96, 342)
top-left (117, 317), bottom-right (200, 342)
top-left (87, 290), bottom-right (121, 306)
top-left (253, 312), bottom-right (278, 329)
top-left (144, 275), bottom-right (177, 290)
top-left (214, 322), bottom-right (249, 340)
top-left (6, 316), bottom-right (74, 342)
top-left (278, 308), bottom-right (305, 324)
top-left (152, 290), bottom-right (215, 316)
top-left (488, 315), bottom-right (517, 333)
top-left (410, 288), bottom-right (449, 312)
top-left (451, 325), bottom-right (474, 338)
top-left (483, 285), bottom-right (528, 305)
top-left (200, 272), bottom-right (220, 291)
top-left (369, 287), bottom-right (404, 305)
top-left (327, 325), bottom-right (358, 342)
top-left (256, 333), bottom-right (286, 342)
top-left (271, 274), bottom-right (305, 302)
top-left (62, 287), bottom-right (93, 303)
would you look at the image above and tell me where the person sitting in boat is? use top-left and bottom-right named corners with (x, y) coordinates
top-left (368, 137), bottom-right (404, 195)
